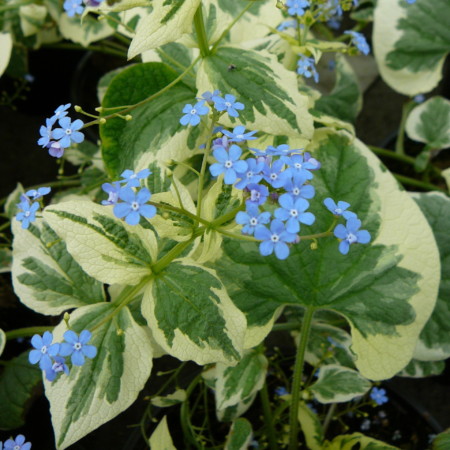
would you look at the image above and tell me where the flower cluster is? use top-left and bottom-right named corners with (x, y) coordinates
top-left (29, 330), bottom-right (97, 382)
top-left (179, 90), bottom-right (244, 126)
top-left (285, 0), bottom-right (310, 17)
top-left (101, 168), bottom-right (156, 226)
top-left (344, 30), bottom-right (370, 55)
top-left (297, 54), bottom-right (319, 83)
top-left (1, 435), bottom-right (31, 450)
top-left (37, 103), bottom-right (84, 158)
top-left (15, 187), bottom-right (51, 229)
top-left (63, 0), bottom-right (104, 17)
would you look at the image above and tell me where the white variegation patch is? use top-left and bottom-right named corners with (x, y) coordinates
top-left (0, 329), bottom-right (5, 357)
top-left (0, 33), bottom-right (12, 77)
top-left (59, 14), bottom-right (115, 46)
top-left (149, 416), bottom-right (176, 449)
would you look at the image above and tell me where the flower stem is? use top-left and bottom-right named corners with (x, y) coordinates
top-left (394, 173), bottom-right (445, 192)
top-left (260, 380), bottom-right (278, 450)
top-left (395, 101), bottom-right (415, 156)
top-left (288, 306), bottom-right (315, 450)
top-left (6, 326), bottom-right (53, 341)
top-left (193, 5), bottom-right (209, 57)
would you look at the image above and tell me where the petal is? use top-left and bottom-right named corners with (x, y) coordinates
top-left (39, 354), bottom-right (52, 370)
top-left (339, 240), bottom-right (350, 255)
top-left (300, 185), bottom-right (315, 199)
top-left (180, 115), bottom-right (190, 126)
top-left (82, 344), bottom-right (97, 359)
top-left (337, 200), bottom-right (351, 210)
top-left (254, 225), bottom-right (271, 241)
top-left (79, 329), bottom-right (92, 344)
top-left (139, 204), bottom-right (157, 218)
top-left (233, 102), bottom-right (245, 110)
top-left (334, 224), bottom-right (347, 239)
top-left (356, 230), bottom-right (371, 244)
top-left (228, 144), bottom-right (242, 161)
top-left (71, 131), bottom-right (85, 143)
top-left (119, 187), bottom-right (136, 203)
top-left (279, 193), bottom-right (294, 210)
top-left (15, 435), bottom-right (25, 445)
top-left (59, 342), bottom-right (74, 356)
top-left (52, 128), bottom-right (65, 140)
top-left (58, 117), bottom-right (71, 129)
top-left (258, 212), bottom-right (271, 224)
top-left (189, 114), bottom-right (201, 126)
top-left (285, 218), bottom-right (300, 234)
top-left (299, 212), bottom-right (315, 226)
top-left (48, 343), bottom-right (60, 356)
top-left (274, 208), bottom-right (290, 221)
top-left (324, 197), bottom-right (336, 212)
top-left (213, 147), bottom-right (229, 163)
top-left (259, 240), bottom-right (274, 256)
top-left (182, 104), bottom-right (193, 113)
top-left (233, 160), bottom-right (248, 173)
top-left (209, 163), bottom-right (224, 177)
top-left (137, 168), bottom-right (151, 178)
top-left (114, 202), bottom-right (131, 219)
top-left (227, 107), bottom-right (239, 118)
top-left (72, 350), bottom-right (85, 366)
top-left (64, 330), bottom-right (79, 344)
top-left (45, 369), bottom-right (57, 382)
top-left (29, 349), bottom-right (42, 364)
top-left (31, 334), bottom-right (43, 349)
top-left (224, 169), bottom-right (237, 185)
top-left (136, 187), bottom-right (151, 204)
top-left (71, 119), bottom-right (84, 131)
top-left (270, 219), bottom-right (285, 234)
top-left (274, 242), bottom-right (290, 260)
top-left (125, 211), bottom-right (141, 225)
top-left (42, 331), bottom-right (53, 346)
top-left (346, 217), bottom-right (362, 233)
top-left (235, 211), bottom-right (250, 225)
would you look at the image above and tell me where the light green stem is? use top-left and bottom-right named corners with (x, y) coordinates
top-left (394, 173), bottom-right (445, 192)
top-left (193, 5), bottom-right (209, 57)
top-left (395, 102), bottom-right (414, 155)
top-left (260, 380), bottom-right (278, 450)
top-left (288, 306), bottom-right (315, 450)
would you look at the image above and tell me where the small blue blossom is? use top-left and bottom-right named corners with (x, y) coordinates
top-left (333, 218), bottom-right (371, 255)
top-left (49, 103), bottom-right (71, 125)
top-left (284, 177), bottom-right (315, 200)
top-left (44, 356), bottom-right (70, 382)
top-left (4, 435), bottom-right (31, 450)
top-left (59, 330), bottom-right (97, 366)
top-left (297, 54), bottom-right (319, 83)
top-left (262, 159), bottom-right (292, 189)
top-left (370, 387), bottom-right (389, 405)
top-left (222, 125), bottom-right (258, 142)
top-left (414, 94), bottom-right (425, 103)
top-left (235, 204), bottom-right (271, 235)
top-left (254, 219), bottom-right (297, 260)
top-left (52, 116), bottom-right (85, 148)
top-left (212, 94), bottom-right (244, 118)
top-left (199, 90), bottom-right (221, 103)
top-left (63, 0), bottom-right (84, 16)
top-left (235, 158), bottom-right (264, 190)
top-left (25, 187), bottom-right (51, 200)
top-left (28, 331), bottom-right (60, 370)
top-left (303, 151), bottom-right (321, 170)
top-left (286, 0), bottom-right (310, 16)
top-left (209, 145), bottom-right (248, 185)
top-left (275, 194), bottom-right (315, 233)
top-left (277, 19), bottom-right (297, 31)
top-left (246, 183), bottom-right (269, 206)
top-left (286, 154), bottom-right (316, 181)
top-left (114, 187), bottom-right (157, 226)
top-left (47, 141), bottom-right (65, 158)
top-left (324, 198), bottom-right (357, 219)
top-left (38, 118), bottom-right (54, 147)
top-left (16, 201), bottom-right (39, 229)
top-left (180, 100), bottom-right (209, 126)
top-left (344, 30), bottom-right (370, 55)
top-left (101, 181), bottom-right (122, 205)
top-left (406, 0), bottom-right (416, 3)
top-left (119, 168), bottom-right (151, 188)
top-left (275, 386), bottom-right (289, 396)
top-left (267, 144), bottom-right (301, 157)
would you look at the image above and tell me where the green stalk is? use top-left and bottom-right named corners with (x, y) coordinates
top-left (6, 326), bottom-right (53, 340)
top-left (288, 307), bottom-right (315, 450)
top-left (395, 101), bottom-right (415, 155)
top-left (394, 173), bottom-right (445, 192)
top-left (180, 375), bottom-right (203, 449)
top-left (193, 5), bottom-right (209, 57)
top-left (260, 381), bottom-right (278, 450)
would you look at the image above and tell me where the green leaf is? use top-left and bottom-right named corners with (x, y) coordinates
top-left (310, 365), bottom-right (371, 404)
top-left (0, 248), bottom-right (12, 274)
top-left (142, 259), bottom-right (246, 365)
top-left (4, 182), bottom-right (24, 219)
top-left (43, 200), bottom-right (157, 285)
top-left (100, 62), bottom-right (199, 179)
top-left (128, 0), bottom-right (201, 58)
top-left (399, 359), bottom-right (445, 378)
top-left (324, 432), bottom-right (398, 449)
top-left (0, 329), bottom-right (5, 357)
top-left (197, 46), bottom-right (314, 140)
top-left (46, 303), bottom-right (154, 449)
top-left (151, 389), bottom-right (186, 407)
top-left (373, 0), bottom-right (450, 95)
top-left (58, 14), bottom-right (115, 46)
top-left (11, 219), bottom-right (105, 315)
top-left (224, 418), bottom-right (253, 450)
top-left (0, 352), bottom-right (42, 430)
top-left (406, 97), bottom-right (450, 151)
top-left (202, 349), bottom-right (267, 421)
top-left (433, 429), bottom-right (450, 450)
top-left (314, 54), bottom-right (362, 124)
top-left (297, 401), bottom-right (323, 450)
top-left (148, 416), bottom-right (176, 449)
top-left (215, 129), bottom-right (440, 380)
top-left (0, 33), bottom-right (13, 77)
top-left (411, 193), bottom-right (450, 360)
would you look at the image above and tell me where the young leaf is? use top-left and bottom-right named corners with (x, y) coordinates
top-left (151, 389), bottom-right (186, 407)
top-left (0, 33), bottom-right (12, 77)
top-left (433, 429), bottom-right (450, 450)
top-left (142, 259), bottom-right (246, 365)
top-left (43, 200), bottom-right (157, 285)
top-left (297, 401), bottom-right (324, 450)
top-left (324, 433), bottom-right (398, 449)
top-left (309, 365), bottom-right (371, 404)
top-left (148, 416), bottom-right (176, 450)
top-left (411, 192), bottom-right (450, 360)
top-left (373, 0), bottom-right (450, 95)
top-left (224, 418), bottom-right (253, 450)
top-left (406, 97), bottom-right (450, 151)
top-left (46, 303), bottom-right (154, 449)
top-left (0, 352), bottom-right (42, 429)
top-left (0, 329), bottom-right (5, 357)
top-left (215, 129), bottom-right (440, 380)
top-left (12, 219), bottom-right (105, 315)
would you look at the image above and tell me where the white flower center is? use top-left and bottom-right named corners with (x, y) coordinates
top-left (41, 345), bottom-right (47, 354)
top-left (246, 171), bottom-right (254, 179)
top-left (294, 163), bottom-right (302, 169)
top-left (24, 211), bottom-right (31, 218)
top-left (270, 173), bottom-right (278, 180)
top-left (237, 134), bottom-right (244, 139)
top-left (290, 209), bottom-right (298, 217)
top-left (347, 232), bottom-right (357, 244)
top-left (131, 201), bottom-right (140, 211)
top-left (73, 342), bottom-right (82, 351)
top-left (14, 446), bottom-right (21, 450)
top-left (271, 233), bottom-right (280, 243)
top-left (190, 109), bottom-right (197, 115)
top-left (293, 187), bottom-right (300, 196)
top-left (65, 129), bottom-right (72, 135)
top-left (225, 102), bottom-right (232, 107)
top-left (335, 208), bottom-right (342, 214)
top-left (224, 160), bottom-right (233, 169)
top-left (250, 190), bottom-right (260, 202)
top-left (250, 218), bottom-right (258, 226)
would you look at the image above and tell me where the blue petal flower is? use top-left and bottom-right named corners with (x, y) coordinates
top-left (275, 193), bottom-right (315, 233)
top-left (285, 0), bottom-right (310, 16)
top-left (25, 187), bottom-right (51, 200)
top-left (209, 145), bottom-right (248, 185)
top-left (59, 329), bottom-right (97, 366)
top-left (28, 331), bottom-right (60, 370)
top-left (235, 204), bottom-right (271, 235)
top-left (4, 435), bottom-right (31, 450)
top-left (180, 100), bottom-right (209, 126)
top-left (212, 94), bottom-right (245, 118)
top-left (297, 54), bottom-right (319, 83)
top-left (16, 201), bottom-right (39, 229)
top-left (44, 356), bottom-right (70, 382)
top-left (63, 0), bottom-right (84, 16)
top-left (246, 183), bottom-right (269, 206)
top-left (101, 181), bottom-right (122, 205)
top-left (222, 125), bottom-right (258, 142)
top-left (333, 218), bottom-right (371, 255)
top-left (370, 387), bottom-right (388, 405)
top-left (114, 187), bottom-right (156, 225)
top-left (254, 219), bottom-right (297, 260)
top-left (324, 198), bottom-right (357, 219)
top-left (344, 30), bottom-right (370, 55)
top-left (52, 117), bottom-right (85, 148)
top-left (119, 168), bottom-right (151, 188)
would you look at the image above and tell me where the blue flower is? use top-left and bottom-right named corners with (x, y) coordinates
top-left (25, 187), bottom-right (51, 200)
top-left (46, 140), bottom-right (65, 158)
top-left (63, 0), bottom-right (84, 16)
top-left (284, 177), bottom-right (315, 200)
top-left (333, 218), bottom-right (371, 255)
top-left (119, 168), bottom-right (151, 188)
top-left (59, 330), bottom-right (97, 366)
top-left (44, 356), bottom-right (70, 382)
top-left (286, 0), bottom-right (310, 16)
top-left (255, 219), bottom-right (297, 260)
top-left (235, 158), bottom-right (264, 190)
top-left (246, 183), bottom-right (269, 206)
top-left (199, 90), bottom-right (221, 103)
top-left (209, 144), bottom-right (248, 185)
top-left (414, 94), bottom-right (425, 103)
top-left (267, 144), bottom-right (301, 157)
top-left (101, 181), bottom-right (122, 205)
top-left (180, 100), bottom-right (209, 126)
top-left (277, 19), bottom-right (297, 31)
top-left (370, 387), bottom-right (388, 405)
top-left (275, 194), bottom-right (315, 233)
top-left (262, 159), bottom-right (292, 189)
top-left (275, 386), bottom-right (289, 396)
top-left (286, 154), bottom-right (316, 181)
top-left (406, 0), bottom-right (416, 3)
top-left (344, 30), bottom-right (370, 55)
top-left (114, 187), bottom-right (157, 226)
top-left (52, 117), bottom-right (85, 148)
top-left (16, 201), bottom-right (39, 229)
top-left (28, 331), bottom-right (60, 370)
top-left (324, 198), bottom-right (357, 219)
top-left (303, 151), bottom-right (321, 170)
top-left (49, 103), bottom-right (71, 125)
top-left (222, 125), bottom-right (258, 142)
top-left (297, 54), bottom-right (319, 83)
top-left (236, 204), bottom-right (271, 235)
top-left (212, 94), bottom-right (244, 118)
top-left (38, 118), bottom-right (54, 147)
top-left (4, 435), bottom-right (31, 450)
